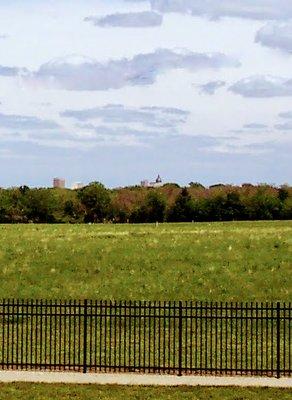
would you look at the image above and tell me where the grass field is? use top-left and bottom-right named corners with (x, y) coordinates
top-left (0, 221), bottom-right (291, 300)
top-left (0, 384), bottom-right (291, 400)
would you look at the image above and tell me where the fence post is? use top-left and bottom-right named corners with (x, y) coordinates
top-left (83, 299), bottom-right (88, 374)
top-left (178, 301), bottom-right (183, 377)
top-left (276, 302), bottom-right (281, 379)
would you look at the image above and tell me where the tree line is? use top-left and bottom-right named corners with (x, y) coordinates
top-left (0, 182), bottom-right (291, 223)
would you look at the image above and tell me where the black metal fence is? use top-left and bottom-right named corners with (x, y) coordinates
top-left (0, 300), bottom-right (291, 377)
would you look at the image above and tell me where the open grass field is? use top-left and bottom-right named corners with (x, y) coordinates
top-left (0, 384), bottom-right (291, 400)
top-left (0, 221), bottom-right (291, 301)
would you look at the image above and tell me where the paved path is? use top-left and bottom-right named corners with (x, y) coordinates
top-left (0, 371), bottom-right (292, 388)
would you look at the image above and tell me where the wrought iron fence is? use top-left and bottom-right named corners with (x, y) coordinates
top-left (0, 300), bottom-right (291, 377)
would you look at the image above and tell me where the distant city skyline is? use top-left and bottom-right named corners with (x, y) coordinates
top-left (1, 175), bottom-right (289, 190)
top-left (0, 0), bottom-right (291, 187)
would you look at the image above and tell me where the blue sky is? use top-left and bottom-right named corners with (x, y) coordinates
top-left (0, 0), bottom-right (291, 188)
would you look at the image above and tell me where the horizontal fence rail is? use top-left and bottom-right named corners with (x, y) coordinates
top-left (0, 300), bottom-right (291, 377)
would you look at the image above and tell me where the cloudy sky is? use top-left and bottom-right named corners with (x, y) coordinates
top-left (0, 0), bottom-right (291, 188)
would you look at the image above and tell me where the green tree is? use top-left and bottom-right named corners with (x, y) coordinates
top-left (189, 182), bottom-right (205, 189)
top-left (131, 191), bottom-right (166, 223)
top-left (280, 197), bottom-right (292, 219)
top-left (23, 189), bottom-right (58, 223)
top-left (0, 187), bottom-right (26, 222)
top-left (79, 182), bottom-right (111, 222)
top-left (278, 187), bottom-right (289, 202)
top-left (0, 189), bottom-right (13, 222)
top-left (168, 188), bottom-right (195, 222)
top-left (247, 189), bottom-right (282, 220)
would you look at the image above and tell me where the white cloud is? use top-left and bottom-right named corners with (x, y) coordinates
top-left (274, 122), bottom-right (292, 130)
top-left (77, 124), bottom-right (178, 140)
top-left (24, 50), bottom-right (239, 91)
top-left (243, 123), bottom-right (268, 129)
top-left (255, 22), bottom-right (292, 54)
top-left (279, 111), bottom-right (292, 119)
top-left (0, 127), bottom-right (150, 150)
top-left (198, 80), bottom-right (226, 95)
top-left (0, 113), bottom-right (60, 130)
top-left (61, 104), bottom-right (189, 128)
top-left (229, 75), bottom-right (292, 98)
top-left (207, 144), bottom-right (272, 155)
top-left (146, 0), bottom-right (292, 21)
top-left (85, 11), bottom-right (163, 28)
top-left (0, 65), bottom-right (26, 76)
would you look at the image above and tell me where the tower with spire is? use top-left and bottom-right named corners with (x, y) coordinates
top-left (156, 174), bottom-right (162, 184)
top-left (141, 174), bottom-right (163, 188)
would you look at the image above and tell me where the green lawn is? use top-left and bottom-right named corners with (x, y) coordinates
top-left (0, 384), bottom-right (291, 400)
top-left (0, 221), bottom-right (291, 300)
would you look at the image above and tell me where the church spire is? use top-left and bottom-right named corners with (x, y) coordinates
top-left (156, 174), bottom-right (162, 183)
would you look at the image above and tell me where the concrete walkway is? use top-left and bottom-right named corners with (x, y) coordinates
top-left (0, 371), bottom-right (292, 388)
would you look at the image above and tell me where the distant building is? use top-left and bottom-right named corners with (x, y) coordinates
top-left (71, 182), bottom-right (84, 190)
top-left (141, 175), bottom-right (163, 188)
top-left (53, 178), bottom-right (65, 189)
top-left (141, 180), bottom-right (149, 188)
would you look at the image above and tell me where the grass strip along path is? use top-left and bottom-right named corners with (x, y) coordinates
top-left (0, 384), bottom-right (291, 400)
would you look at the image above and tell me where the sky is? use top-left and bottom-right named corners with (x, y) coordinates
top-left (0, 0), bottom-right (291, 188)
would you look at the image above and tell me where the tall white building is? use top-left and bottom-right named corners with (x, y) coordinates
top-left (53, 178), bottom-right (65, 188)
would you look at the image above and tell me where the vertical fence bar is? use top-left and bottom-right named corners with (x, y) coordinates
top-left (7, 299), bottom-right (10, 369)
top-left (44, 300), bottom-right (48, 370)
top-left (94, 300), bottom-right (97, 372)
top-left (125, 301), bottom-right (128, 372)
top-left (277, 302), bottom-right (281, 379)
top-left (153, 301), bottom-right (156, 373)
top-left (20, 300), bottom-right (24, 370)
top-left (99, 301), bottom-right (103, 372)
top-left (205, 302), bottom-right (208, 374)
top-left (178, 300), bottom-right (183, 376)
top-left (15, 299), bottom-right (19, 369)
top-left (68, 300), bottom-right (71, 371)
top-left (283, 303), bottom-right (286, 376)
top-left (289, 303), bottom-right (291, 377)
top-left (129, 300), bottom-right (132, 371)
top-left (58, 301), bottom-right (61, 371)
top-left (210, 302), bottom-right (213, 374)
top-left (225, 302), bottom-right (228, 375)
top-left (168, 301), bottom-right (171, 374)
top-left (114, 301), bottom-right (117, 372)
top-left (118, 301), bottom-right (122, 373)
top-left (255, 302), bottom-right (258, 376)
top-left (260, 302), bottom-right (263, 375)
top-left (163, 301), bottom-right (166, 372)
top-left (185, 301), bottom-right (188, 373)
top-left (172, 302), bottom-right (175, 375)
top-left (158, 301), bottom-right (161, 373)
top-left (215, 302), bottom-right (218, 374)
top-left (195, 301), bottom-right (198, 373)
top-left (63, 301), bottom-right (67, 371)
top-left (49, 300), bottom-right (52, 370)
top-left (30, 300), bottom-right (33, 370)
top-left (83, 299), bottom-right (88, 374)
top-left (271, 302), bottom-right (274, 376)
top-left (109, 300), bottom-right (112, 371)
top-left (230, 302), bottom-right (232, 375)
